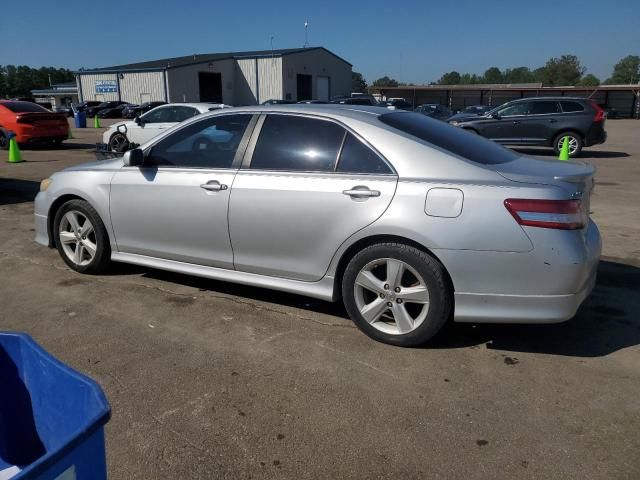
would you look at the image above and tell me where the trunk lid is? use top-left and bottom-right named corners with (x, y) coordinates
top-left (16, 112), bottom-right (68, 126)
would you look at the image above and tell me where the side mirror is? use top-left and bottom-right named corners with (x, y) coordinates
top-left (134, 115), bottom-right (144, 126)
top-left (123, 148), bottom-right (144, 167)
top-left (490, 112), bottom-right (501, 119)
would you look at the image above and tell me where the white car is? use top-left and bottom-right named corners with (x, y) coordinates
top-left (103, 103), bottom-right (227, 152)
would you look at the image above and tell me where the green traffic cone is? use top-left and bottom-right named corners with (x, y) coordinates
top-left (94, 115), bottom-right (101, 128)
top-left (68, 128), bottom-right (74, 139)
top-left (8, 136), bottom-right (23, 163)
top-left (558, 136), bottom-right (570, 161)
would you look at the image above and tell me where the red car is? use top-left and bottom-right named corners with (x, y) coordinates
top-left (0, 101), bottom-right (69, 149)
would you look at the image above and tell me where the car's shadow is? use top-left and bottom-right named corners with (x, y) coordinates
top-left (22, 143), bottom-right (96, 151)
top-left (0, 178), bottom-right (40, 205)
top-left (512, 147), bottom-right (629, 159)
top-left (108, 258), bottom-right (639, 358)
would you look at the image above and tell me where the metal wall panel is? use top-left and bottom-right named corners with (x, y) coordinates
top-left (236, 58), bottom-right (258, 105)
top-left (166, 59), bottom-right (236, 104)
top-left (119, 72), bottom-right (165, 103)
top-left (257, 57), bottom-right (283, 102)
top-left (281, 50), bottom-right (351, 101)
top-left (78, 73), bottom-right (119, 102)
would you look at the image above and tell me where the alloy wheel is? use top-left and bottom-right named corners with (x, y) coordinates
top-left (58, 211), bottom-right (97, 266)
top-left (354, 258), bottom-right (430, 335)
top-left (560, 136), bottom-right (579, 155)
top-left (109, 134), bottom-right (129, 152)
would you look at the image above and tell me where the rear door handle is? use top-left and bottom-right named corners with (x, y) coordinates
top-left (200, 180), bottom-right (228, 192)
top-left (343, 187), bottom-right (381, 198)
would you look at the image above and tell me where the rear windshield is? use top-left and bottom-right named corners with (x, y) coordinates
top-left (379, 112), bottom-right (518, 165)
top-left (1, 101), bottom-right (49, 113)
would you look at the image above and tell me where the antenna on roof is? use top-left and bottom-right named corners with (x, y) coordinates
top-left (303, 20), bottom-right (309, 48)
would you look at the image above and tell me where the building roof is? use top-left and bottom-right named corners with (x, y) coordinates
top-left (76, 47), bottom-right (351, 73)
top-left (31, 82), bottom-right (78, 96)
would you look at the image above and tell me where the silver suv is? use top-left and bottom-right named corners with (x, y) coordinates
top-left (35, 105), bottom-right (601, 347)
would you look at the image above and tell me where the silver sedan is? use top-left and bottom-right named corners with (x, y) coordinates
top-left (34, 105), bottom-right (601, 347)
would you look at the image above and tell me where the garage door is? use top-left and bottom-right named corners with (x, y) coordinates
top-left (317, 76), bottom-right (330, 101)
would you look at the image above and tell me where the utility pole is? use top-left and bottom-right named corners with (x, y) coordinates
top-left (304, 20), bottom-right (309, 48)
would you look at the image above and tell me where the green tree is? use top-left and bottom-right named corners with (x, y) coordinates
top-left (352, 71), bottom-right (367, 93)
top-left (538, 55), bottom-right (585, 86)
top-left (503, 67), bottom-right (535, 84)
top-left (372, 76), bottom-right (399, 87)
top-left (483, 67), bottom-right (503, 84)
top-left (438, 71), bottom-right (461, 85)
top-left (605, 55), bottom-right (640, 84)
top-left (578, 74), bottom-right (600, 86)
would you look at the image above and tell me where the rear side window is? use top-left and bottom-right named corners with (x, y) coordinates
top-left (379, 112), bottom-right (518, 165)
top-left (337, 133), bottom-right (393, 174)
top-left (560, 101), bottom-right (585, 112)
top-left (530, 101), bottom-right (560, 114)
top-left (1, 101), bottom-right (49, 113)
top-left (250, 115), bottom-right (344, 171)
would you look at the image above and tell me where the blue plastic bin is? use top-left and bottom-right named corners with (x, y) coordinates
top-left (73, 112), bottom-right (86, 129)
top-left (0, 333), bottom-right (110, 480)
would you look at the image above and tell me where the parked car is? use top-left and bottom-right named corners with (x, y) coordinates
top-left (75, 101), bottom-right (102, 113)
top-left (97, 104), bottom-right (131, 119)
top-left (447, 105), bottom-right (493, 123)
top-left (86, 101), bottom-right (129, 118)
top-left (449, 97), bottom-right (607, 157)
top-left (297, 100), bottom-right (329, 104)
top-left (36, 105), bottom-right (601, 347)
top-left (0, 100), bottom-right (69, 148)
top-left (122, 101), bottom-right (167, 119)
top-left (262, 99), bottom-right (295, 105)
top-left (414, 104), bottom-right (453, 121)
top-left (102, 103), bottom-right (226, 152)
top-left (331, 97), bottom-right (378, 106)
top-left (382, 99), bottom-right (413, 110)
top-left (55, 105), bottom-right (75, 117)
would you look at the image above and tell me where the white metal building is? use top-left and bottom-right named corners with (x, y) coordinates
top-left (75, 47), bottom-right (352, 106)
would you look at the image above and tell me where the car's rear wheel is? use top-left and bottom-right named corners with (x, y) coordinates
top-left (109, 133), bottom-right (129, 152)
top-left (54, 199), bottom-right (111, 274)
top-left (342, 243), bottom-right (452, 347)
top-left (553, 132), bottom-right (583, 157)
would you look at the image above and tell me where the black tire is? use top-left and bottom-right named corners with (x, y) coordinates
top-left (0, 130), bottom-right (8, 150)
top-left (553, 132), bottom-right (583, 158)
top-left (342, 243), bottom-right (452, 347)
top-left (108, 132), bottom-right (130, 153)
top-left (53, 199), bottom-right (111, 274)
top-left (51, 138), bottom-right (64, 149)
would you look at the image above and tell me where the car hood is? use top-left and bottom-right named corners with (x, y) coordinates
top-left (449, 113), bottom-right (488, 122)
top-left (59, 157), bottom-right (124, 173)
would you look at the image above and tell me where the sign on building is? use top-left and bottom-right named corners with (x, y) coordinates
top-left (95, 80), bottom-right (118, 93)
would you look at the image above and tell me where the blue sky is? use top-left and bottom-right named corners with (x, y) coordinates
top-left (2, 0), bottom-right (638, 83)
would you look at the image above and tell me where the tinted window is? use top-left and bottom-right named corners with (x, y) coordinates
top-left (147, 114), bottom-right (251, 168)
top-left (142, 106), bottom-right (196, 123)
top-left (497, 102), bottom-right (531, 116)
top-left (379, 112), bottom-right (518, 165)
top-left (337, 133), bottom-right (393, 174)
top-left (250, 115), bottom-right (344, 171)
top-left (1, 101), bottom-right (49, 113)
top-left (560, 101), bottom-right (585, 112)
top-left (530, 101), bottom-right (560, 114)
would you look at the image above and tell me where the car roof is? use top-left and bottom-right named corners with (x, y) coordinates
top-left (154, 102), bottom-right (227, 112)
top-left (509, 96), bottom-right (589, 102)
top-left (199, 104), bottom-right (392, 126)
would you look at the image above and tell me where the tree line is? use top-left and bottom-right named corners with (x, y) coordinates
top-left (0, 65), bottom-right (76, 98)
top-left (353, 55), bottom-right (640, 91)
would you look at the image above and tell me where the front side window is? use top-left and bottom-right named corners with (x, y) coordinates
top-left (250, 115), bottom-right (345, 172)
top-left (497, 102), bottom-right (531, 117)
top-left (529, 101), bottom-right (560, 115)
top-left (146, 114), bottom-right (252, 168)
top-left (142, 106), bottom-right (174, 123)
top-left (337, 133), bottom-right (393, 174)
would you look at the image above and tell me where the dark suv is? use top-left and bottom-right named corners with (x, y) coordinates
top-left (451, 97), bottom-right (607, 157)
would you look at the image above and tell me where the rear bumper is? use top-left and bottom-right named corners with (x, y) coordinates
top-left (585, 126), bottom-right (607, 147)
top-left (441, 220), bottom-right (601, 324)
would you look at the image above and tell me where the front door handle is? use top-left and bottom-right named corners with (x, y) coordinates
top-left (343, 186), bottom-right (381, 198)
top-left (512, 120), bottom-right (520, 124)
top-left (200, 180), bottom-right (228, 192)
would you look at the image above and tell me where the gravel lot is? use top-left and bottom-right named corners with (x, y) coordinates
top-left (1, 119), bottom-right (639, 479)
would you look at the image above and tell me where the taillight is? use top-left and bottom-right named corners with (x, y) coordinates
top-left (504, 199), bottom-right (584, 230)
top-left (589, 101), bottom-right (605, 122)
top-left (16, 115), bottom-right (33, 124)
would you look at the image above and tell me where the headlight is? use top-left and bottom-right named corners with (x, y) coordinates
top-left (40, 178), bottom-right (52, 192)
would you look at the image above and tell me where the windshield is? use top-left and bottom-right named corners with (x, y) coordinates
top-left (379, 112), bottom-right (518, 165)
top-left (2, 101), bottom-right (49, 113)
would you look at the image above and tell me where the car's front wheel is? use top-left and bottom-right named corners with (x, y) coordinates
top-left (342, 243), bottom-right (452, 347)
top-left (108, 133), bottom-right (129, 152)
top-left (53, 199), bottom-right (111, 274)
